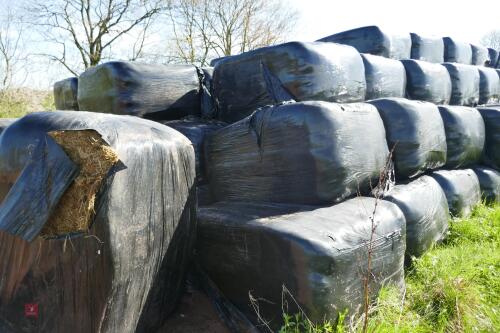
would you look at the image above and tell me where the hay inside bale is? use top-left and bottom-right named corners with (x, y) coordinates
top-left (41, 130), bottom-right (119, 238)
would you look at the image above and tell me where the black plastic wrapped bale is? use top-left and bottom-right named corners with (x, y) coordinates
top-left (478, 67), bottom-right (500, 105)
top-left (0, 119), bottom-right (15, 134)
top-left (0, 119), bottom-right (16, 201)
top-left (442, 63), bottom-right (480, 106)
top-left (317, 26), bottom-right (411, 59)
top-left (477, 106), bottom-right (500, 168)
top-left (438, 106), bottom-right (485, 168)
top-left (197, 198), bottom-right (406, 328)
top-left (381, 175), bottom-right (449, 257)
top-left (0, 111), bottom-right (196, 333)
top-left (209, 56), bottom-right (230, 67)
top-left (410, 33), bottom-right (444, 63)
top-left (162, 118), bottom-right (226, 183)
top-left (77, 61), bottom-right (201, 120)
top-left (471, 44), bottom-right (489, 66)
top-left (389, 33), bottom-right (412, 60)
top-left (207, 101), bottom-right (389, 205)
top-left (431, 169), bottom-right (481, 217)
top-left (368, 98), bottom-right (447, 179)
top-left (401, 60), bottom-right (451, 104)
top-left (443, 37), bottom-right (472, 64)
top-left (472, 166), bottom-right (500, 203)
top-left (212, 41), bottom-right (366, 123)
top-left (362, 54), bottom-right (406, 99)
top-left (53, 77), bottom-right (79, 110)
top-left (488, 48), bottom-right (499, 68)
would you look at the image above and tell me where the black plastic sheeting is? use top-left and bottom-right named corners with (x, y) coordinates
top-left (443, 37), bottom-right (472, 64)
top-left (206, 101), bottom-right (390, 205)
top-left (473, 166), bottom-right (500, 203)
top-left (430, 169), bottom-right (481, 217)
top-left (442, 63), bottom-right (480, 106)
top-left (471, 44), bottom-right (490, 66)
top-left (478, 67), bottom-right (500, 105)
top-left (401, 60), bottom-right (451, 104)
top-left (362, 54), bottom-right (406, 100)
top-left (197, 184), bottom-right (215, 206)
top-left (0, 111), bottom-right (196, 333)
top-left (0, 136), bottom-right (79, 240)
top-left (53, 77), bottom-right (79, 110)
top-left (212, 41), bottom-right (366, 123)
top-left (197, 197), bottom-right (406, 328)
top-left (438, 106), bottom-right (485, 168)
top-left (162, 117), bottom-right (226, 184)
top-left (368, 98), bottom-right (447, 179)
top-left (381, 175), bottom-right (449, 257)
top-left (409, 33), bottom-right (444, 63)
top-left (317, 26), bottom-right (411, 59)
top-left (488, 48), bottom-right (499, 68)
top-left (77, 61), bottom-right (202, 120)
top-left (200, 67), bottom-right (216, 119)
top-left (477, 106), bottom-right (500, 169)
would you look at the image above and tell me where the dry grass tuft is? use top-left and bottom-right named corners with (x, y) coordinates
top-left (41, 130), bottom-right (119, 238)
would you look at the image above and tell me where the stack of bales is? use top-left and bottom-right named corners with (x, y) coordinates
top-left (0, 23), bottom-right (497, 332)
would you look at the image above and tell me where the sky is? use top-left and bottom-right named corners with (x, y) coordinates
top-left (288, 0), bottom-right (500, 44)
top-left (1, 0), bottom-right (499, 89)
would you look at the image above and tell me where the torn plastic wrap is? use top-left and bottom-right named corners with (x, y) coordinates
top-left (381, 175), bottom-right (449, 257)
top-left (472, 166), bottom-right (500, 203)
top-left (197, 198), bottom-right (406, 328)
top-left (401, 60), bottom-right (451, 104)
top-left (443, 37), bottom-right (472, 64)
top-left (368, 98), bottom-right (447, 179)
top-left (0, 111), bottom-right (196, 333)
top-left (362, 54), bottom-right (406, 99)
top-left (200, 67), bottom-right (216, 118)
top-left (438, 106), bottom-right (485, 168)
top-left (206, 101), bottom-right (390, 205)
top-left (442, 63), bottom-right (480, 106)
top-left (488, 48), bottom-right (499, 68)
top-left (162, 117), bottom-right (226, 183)
top-left (212, 41), bottom-right (366, 123)
top-left (317, 26), bottom-right (411, 59)
top-left (77, 61), bottom-right (202, 120)
top-left (471, 44), bottom-right (489, 66)
top-left (410, 33), bottom-right (444, 63)
top-left (477, 106), bottom-right (500, 169)
top-left (53, 77), bottom-right (79, 110)
top-left (478, 67), bottom-right (500, 105)
top-left (430, 169), bottom-right (481, 217)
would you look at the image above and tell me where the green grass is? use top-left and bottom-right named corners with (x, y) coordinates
top-left (280, 203), bottom-right (500, 333)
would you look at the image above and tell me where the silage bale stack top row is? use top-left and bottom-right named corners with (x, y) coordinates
top-left (0, 24), bottom-right (498, 332)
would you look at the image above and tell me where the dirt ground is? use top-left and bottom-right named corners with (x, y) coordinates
top-left (158, 288), bottom-right (230, 333)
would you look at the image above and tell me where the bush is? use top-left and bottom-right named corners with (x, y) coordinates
top-left (0, 88), bottom-right (55, 118)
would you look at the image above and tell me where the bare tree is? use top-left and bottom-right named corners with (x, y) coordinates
top-left (481, 29), bottom-right (500, 50)
top-left (168, 0), bottom-right (298, 66)
top-left (25, 0), bottom-right (167, 75)
top-left (0, 10), bottom-right (26, 91)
